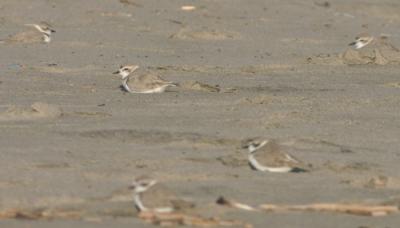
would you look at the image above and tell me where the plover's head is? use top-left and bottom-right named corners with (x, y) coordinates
top-left (129, 176), bottom-right (157, 193)
top-left (41, 26), bottom-right (56, 37)
top-left (113, 65), bottom-right (139, 79)
top-left (349, 33), bottom-right (374, 49)
top-left (241, 138), bottom-right (269, 153)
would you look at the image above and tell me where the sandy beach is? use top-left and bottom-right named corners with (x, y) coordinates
top-left (1, 0), bottom-right (400, 227)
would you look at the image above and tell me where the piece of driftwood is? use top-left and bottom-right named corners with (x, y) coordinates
top-left (216, 196), bottom-right (398, 217)
top-left (216, 197), bottom-right (258, 211)
top-left (138, 211), bottom-right (249, 227)
top-left (259, 203), bottom-right (398, 217)
top-left (0, 208), bottom-right (83, 220)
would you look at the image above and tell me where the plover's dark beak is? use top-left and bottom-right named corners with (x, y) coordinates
top-left (291, 167), bottom-right (308, 173)
top-left (241, 142), bottom-right (251, 149)
top-left (51, 29), bottom-right (56, 33)
top-left (348, 42), bottom-right (356, 46)
top-left (112, 71), bottom-right (120, 74)
top-left (128, 185), bottom-right (135, 190)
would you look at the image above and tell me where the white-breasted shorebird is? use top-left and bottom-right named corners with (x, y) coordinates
top-left (25, 22), bottom-right (56, 43)
top-left (129, 176), bottom-right (195, 213)
top-left (113, 65), bottom-right (178, 93)
top-left (242, 138), bottom-right (309, 173)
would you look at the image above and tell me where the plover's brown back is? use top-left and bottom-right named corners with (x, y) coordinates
top-left (126, 70), bottom-right (176, 93)
top-left (3, 31), bottom-right (43, 44)
top-left (250, 140), bottom-right (309, 172)
top-left (139, 182), bottom-right (195, 212)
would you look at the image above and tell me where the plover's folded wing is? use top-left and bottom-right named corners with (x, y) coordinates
top-left (148, 74), bottom-right (176, 85)
top-left (3, 31), bottom-right (43, 44)
top-left (249, 140), bottom-right (309, 173)
top-left (140, 182), bottom-right (195, 212)
top-left (138, 74), bottom-right (176, 89)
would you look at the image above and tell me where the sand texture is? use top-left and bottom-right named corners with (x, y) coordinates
top-left (1, 0), bottom-right (400, 227)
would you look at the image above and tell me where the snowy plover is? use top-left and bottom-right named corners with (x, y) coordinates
top-left (113, 65), bottom-right (178, 93)
top-left (242, 138), bottom-right (309, 173)
top-left (129, 176), bottom-right (195, 213)
top-left (25, 22), bottom-right (56, 43)
top-left (349, 33), bottom-right (374, 49)
top-left (1, 22), bottom-right (55, 44)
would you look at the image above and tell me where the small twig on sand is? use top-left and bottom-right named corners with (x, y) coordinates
top-left (216, 197), bottom-right (258, 211)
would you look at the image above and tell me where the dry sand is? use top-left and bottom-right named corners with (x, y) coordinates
top-left (1, 0), bottom-right (400, 227)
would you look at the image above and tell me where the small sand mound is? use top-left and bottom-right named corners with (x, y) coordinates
top-left (364, 175), bottom-right (400, 189)
top-left (364, 175), bottom-right (389, 188)
top-left (0, 102), bottom-right (62, 121)
top-left (344, 175), bottom-right (400, 190)
top-left (340, 49), bottom-right (372, 65)
top-left (179, 81), bottom-right (220, 92)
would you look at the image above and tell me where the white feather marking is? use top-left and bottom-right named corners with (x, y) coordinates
top-left (284, 154), bottom-right (299, 163)
top-left (134, 194), bottom-right (147, 212)
top-left (25, 24), bottom-right (45, 33)
top-left (354, 41), bottom-right (367, 49)
top-left (122, 78), bottom-right (133, 93)
top-left (153, 207), bottom-right (174, 213)
top-left (231, 202), bottom-right (257, 211)
top-left (248, 140), bottom-right (268, 153)
top-left (43, 34), bottom-right (51, 43)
